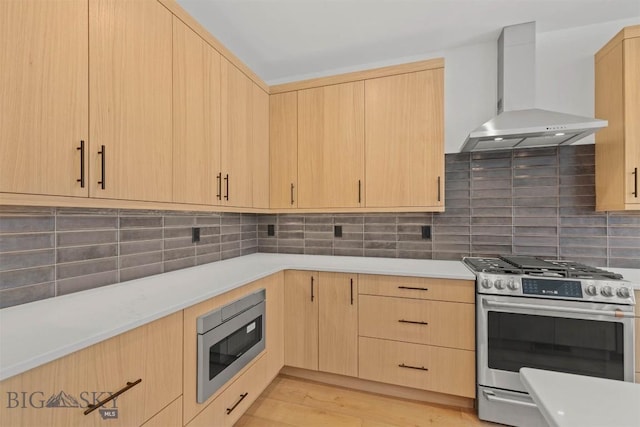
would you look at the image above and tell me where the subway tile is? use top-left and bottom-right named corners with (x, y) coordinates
top-left (433, 234), bottom-right (470, 244)
top-left (559, 206), bottom-right (598, 216)
top-left (512, 167), bottom-right (557, 178)
top-left (304, 215), bottom-right (334, 224)
top-left (278, 224), bottom-right (304, 233)
top-left (513, 246), bottom-right (558, 257)
top-left (514, 147), bottom-right (558, 158)
top-left (609, 258), bottom-right (640, 268)
top-left (241, 224), bottom-right (256, 234)
top-left (332, 215), bottom-right (364, 224)
top-left (278, 231), bottom-right (304, 240)
top-left (513, 155), bottom-right (557, 167)
top-left (305, 239), bottom-right (333, 248)
top-left (472, 179), bottom-right (512, 190)
top-left (0, 216), bottom-right (54, 233)
top-left (471, 198), bottom-right (512, 208)
top-left (364, 248), bottom-right (397, 258)
top-left (472, 207), bottom-right (513, 217)
top-left (220, 214), bottom-right (242, 226)
top-left (608, 214), bottom-right (640, 226)
top-left (609, 248), bottom-right (640, 258)
top-left (609, 237), bottom-right (640, 248)
top-left (471, 169), bottom-right (512, 179)
top-left (305, 224), bottom-right (333, 233)
top-left (0, 233), bottom-right (54, 252)
top-left (119, 239), bottom-right (163, 255)
top-left (513, 197), bottom-right (557, 207)
top-left (471, 150), bottom-right (511, 160)
top-left (364, 241), bottom-right (396, 250)
top-left (432, 252), bottom-right (468, 261)
top-left (513, 177), bottom-right (557, 187)
top-left (120, 263), bottom-right (163, 282)
top-left (397, 241), bottom-right (432, 251)
top-left (445, 152), bottom-right (470, 163)
top-left (0, 206), bottom-right (55, 215)
top-left (432, 225), bottom-right (470, 235)
top-left (445, 189), bottom-right (470, 200)
top-left (471, 217), bottom-right (512, 226)
top-left (397, 250), bottom-right (432, 260)
top-left (444, 179), bottom-right (470, 191)
top-left (471, 158), bottom-right (512, 169)
top-left (560, 256), bottom-right (607, 268)
top-left (396, 214), bottom-right (432, 224)
top-left (513, 186), bottom-right (558, 198)
top-left (221, 224), bottom-right (242, 235)
top-left (437, 208), bottom-right (470, 217)
top-left (558, 154), bottom-right (594, 166)
top-left (559, 246), bottom-right (608, 258)
top-left (364, 215), bottom-right (396, 224)
top-left (608, 227), bottom-right (640, 237)
top-left (57, 230), bottom-right (117, 247)
top-left (363, 233), bottom-right (396, 242)
top-left (164, 257), bottom-right (196, 272)
top-left (221, 233), bottom-right (241, 243)
top-left (446, 160), bottom-right (470, 171)
top-left (56, 271), bottom-right (118, 296)
top-left (559, 195), bottom-right (595, 206)
top-left (119, 228), bottom-right (163, 242)
top-left (120, 251), bottom-right (163, 269)
top-left (241, 246), bottom-right (258, 256)
top-left (513, 207), bottom-right (557, 217)
top-left (472, 225), bottom-right (513, 235)
top-left (221, 241), bottom-right (242, 253)
top-left (471, 244), bottom-right (512, 256)
top-left (334, 248), bottom-right (364, 257)
top-left (514, 227), bottom-right (558, 236)
top-left (164, 227), bottom-right (192, 239)
top-left (559, 236), bottom-right (606, 248)
top-left (0, 249), bottom-right (54, 272)
top-left (560, 216), bottom-right (607, 227)
top-left (433, 216), bottom-right (470, 225)
top-left (197, 252), bottom-right (221, 265)
top-left (397, 224), bottom-right (426, 234)
top-left (57, 244), bottom-right (117, 263)
top-left (559, 164), bottom-right (594, 176)
top-left (56, 215), bottom-right (117, 231)
top-left (164, 215), bottom-right (195, 227)
top-left (241, 214), bottom-right (258, 225)
top-left (196, 243), bottom-right (221, 256)
top-left (0, 282), bottom-right (55, 309)
top-left (164, 247), bottom-right (195, 261)
top-left (278, 215), bottom-right (305, 225)
top-left (433, 243), bottom-right (470, 252)
top-left (257, 214), bottom-right (277, 224)
top-left (0, 266), bottom-right (55, 290)
top-left (559, 144), bottom-right (593, 157)
top-left (559, 226), bottom-right (607, 236)
top-left (333, 240), bottom-right (364, 249)
top-left (513, 236), bottom-right (557, 246)
top-left (471, 235), bottom-right (512, 245)
top-left (200, 226), bottom-right (221, 236)
top-left (57, 258), bottom-right (117, 280)
top-left (276, 246), bottom-right (304, 255)
top-left (445, 170), bottom-right (470, 181)
top-left (119, 216), bottom-right (163, 228)
top-left (196, 215), bottom-right (221, 225)
top-left (305, 247), bottom-right (333, 256)
top-left (559, 174), bottom-right (595, 186)
top-left (258, 245), bottom-right (278, 253)
top-left (364, 224), bottom-right (396, 233)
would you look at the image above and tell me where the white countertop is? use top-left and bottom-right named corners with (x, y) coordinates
top-left (608, 267), bottom-right (640, 290)
top-left (520, 368), bottom-right (640, 427)
top-left (0, 253), bottom-right (474, 381)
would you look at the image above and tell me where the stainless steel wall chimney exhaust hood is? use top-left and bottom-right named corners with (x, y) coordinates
top-left (461, 22), bottom-right (607, 152)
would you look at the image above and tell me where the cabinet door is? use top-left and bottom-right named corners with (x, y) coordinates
top-left (221, 59), bottom-right (253, 207)
top-left (172, 18), bottom-right (221, 205)
top-left (270, 92), bottom-right (298, 208)
top-left (252, 84), bottom-right (270, 208)
top-left (0, 312), bottom-right (182, 426)
top-left (89, 0), bottom-right (173, 202)
top-left (319, 272), bottom-right (358, 377)
top-left (0, 0), bottom-right (88, 197)
top-left (365, 69), bottom-right (444, 208)
top-left (624, 37), bottom-right (640, 206)
top-left (298, 82), bottom-right (364, 208)
top-left (284, 270), bottom-right (319, 370)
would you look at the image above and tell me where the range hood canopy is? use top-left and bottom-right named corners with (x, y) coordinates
top-left (461, 22), bottom-right (607, 152)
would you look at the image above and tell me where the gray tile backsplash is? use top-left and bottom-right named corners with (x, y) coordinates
top-left (1, 145), bottom-right (638, 309)
top-left (258, 145), bottom-right (640, 268)
top-left (0, 209), bottom-right (257, 308)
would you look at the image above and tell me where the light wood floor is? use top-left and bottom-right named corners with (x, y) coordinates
top-left (236, 375), bottom-right (496, 426)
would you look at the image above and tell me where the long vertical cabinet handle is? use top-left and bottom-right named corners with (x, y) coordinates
top-left (97, 145), bottom-right (105, 189)
top-left (290, 183), bottom-right (295, 205)
top-left (310, 276), bottom-right (314, 302)
top-left (224, 174), bottom-right (229, 201)
top-left (76, 140), bottom-right (85, 188)
top-left (216, 173), bottom-right (222, 200)
top-left (633, 168), bottom-right (638, 198)
top-left (437, 176), bottom-right (441, 202)
top-left (358, 180), bottom-right (362, 204)
top-left (350, 278), bottom-right (354, 305)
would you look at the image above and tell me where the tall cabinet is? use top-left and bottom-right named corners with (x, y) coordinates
top-left (89, 0), bottom-right (173, 202)
top-left (0, 0), bottom-right (88, 197)
top-left (595, 25), bottom-right (640, 211)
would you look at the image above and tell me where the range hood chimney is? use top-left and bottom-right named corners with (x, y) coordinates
top-left (461, 22), bottom-right (607, 152)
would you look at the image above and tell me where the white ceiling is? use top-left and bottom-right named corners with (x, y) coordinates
top-left (176, 0), bottom-right (640, 85)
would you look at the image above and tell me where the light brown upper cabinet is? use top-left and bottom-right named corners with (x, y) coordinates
top-left (172, 18), bottom-right (221, 206)
top-left (365, 69), bottom-right (445, 209)
top-left (270, 93), bottom-right (298, 208)
top-left (298, 82), bottom-right (365, 208)
top-left (0, 0), bottom-right (88, 197)
top-left (595, 25), bottom-right (640, 211)
top-left (252, 84), bottom-right (270, 209)
top-left (221, 59), bottom-right (254, 207)
top-left (89, 0), bottom-right (173, 202)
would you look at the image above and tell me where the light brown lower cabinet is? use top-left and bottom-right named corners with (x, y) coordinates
top-left (358, 337), bottom-right (475, 398)
top-left (0, 312), bottom-right (182, 427)
top-left (141, 396), bottom-right (182, 427)
top-left (186, 354), bottom-right (268, 427)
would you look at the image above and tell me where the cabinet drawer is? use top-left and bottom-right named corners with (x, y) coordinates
top-left (359, 295), bottom-right (474, 350)
top-left (187, 354), bottom-right (268, 427)
top-left (359, 274), bottom-right (474, 303)
top-left (141, 396), bottom-right (182, 427)
top-left (0, 312), bottom-right (182, 427)
top-left (358, 337), bottom-right (475, 398)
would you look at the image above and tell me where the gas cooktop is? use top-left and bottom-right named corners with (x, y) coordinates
top-left (463, 255), bottom-right (623, 280)
top-left (463, 255), bottom-right (634, 304)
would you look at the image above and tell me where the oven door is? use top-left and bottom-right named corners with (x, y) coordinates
top-left (477, 294), bottom-right (635, 393)
top-left (197, 301), bottom-right (266, 403)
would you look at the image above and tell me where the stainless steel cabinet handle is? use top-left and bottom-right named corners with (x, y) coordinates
top-left (226, 392), bottom-right (248, 415)
top-left (97, 145), bottom-right (105, 189)
top-left (76, 140), bottom-right (85, 188)
top-left (482, 390), bottom-right (537, 408)
top-left (483, 299), bottom-right (634, 318)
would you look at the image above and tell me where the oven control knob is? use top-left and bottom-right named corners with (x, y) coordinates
top-left (494, 279), bottom-right (505, 290)
top-left (585, 285), bottom-right (598, 296)
top-left (507, 280), bottom-right (519, 290)
top-left (600, 286), bottom-right (613, 297)
top-left (616, 287), bottom-right (630, 299)
top-left (481, 278), bottom-right (493, 289)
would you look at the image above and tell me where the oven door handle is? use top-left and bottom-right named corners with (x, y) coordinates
top-left (483, 299), bottom-right (634, 318)
top-left (482, 390), bottom-right (538, 408)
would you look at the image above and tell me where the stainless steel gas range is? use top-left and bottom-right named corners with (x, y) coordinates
top-left (463, 255), bottom-right (636, 427)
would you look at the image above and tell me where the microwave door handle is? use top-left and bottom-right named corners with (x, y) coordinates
top-left (482, 390), bottom-right (538, 408)
top-left (483, 299), bottom-right (634, 318)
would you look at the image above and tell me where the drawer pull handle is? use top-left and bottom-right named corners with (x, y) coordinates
top-left (83, 378), bottom-right (141, 415)
top-left (398, 363), bottom-right (428, 372)
top-left (398, 319), bottom-right (429, 325)
top-left (76, 140), bottom-right (85, 188)
top-left (398, 286), bottom-right (429, 292)
top-left (226, 392), bottom-right (248, 415)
